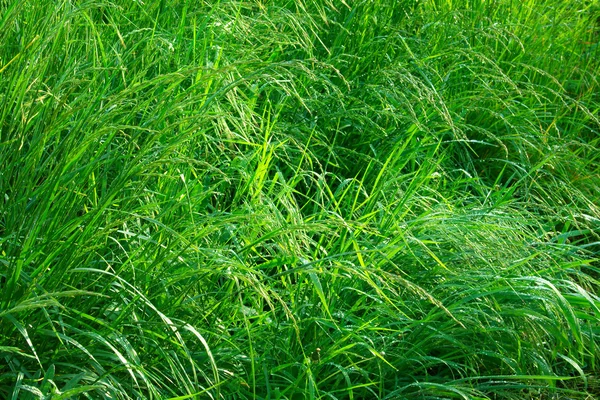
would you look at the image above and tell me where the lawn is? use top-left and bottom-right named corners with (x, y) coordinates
top-left (1, 0), bottom-right (599, 398)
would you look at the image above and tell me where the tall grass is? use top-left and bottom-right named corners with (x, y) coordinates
top-left (1, 0), bottom-right (599, 398)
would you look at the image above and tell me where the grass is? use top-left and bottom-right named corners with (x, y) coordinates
top-left (1, 0), bottom-right (599, 398)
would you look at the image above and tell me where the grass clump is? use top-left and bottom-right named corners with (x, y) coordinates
top-left (1, 0), bottom-right (599, 398)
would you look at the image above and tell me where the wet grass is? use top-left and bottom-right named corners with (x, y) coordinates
top-left (1, 0), bottom-right (599, 398)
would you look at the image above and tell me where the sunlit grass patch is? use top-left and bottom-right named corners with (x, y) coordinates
top-left (1, 0), bottom-right (599, 398)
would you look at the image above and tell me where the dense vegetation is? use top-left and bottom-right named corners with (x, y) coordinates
top-left (1, 0), bottom-right (599, 398)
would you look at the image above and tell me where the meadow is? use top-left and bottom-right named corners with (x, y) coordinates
top-left (1, 0), bottom-right (599, 398)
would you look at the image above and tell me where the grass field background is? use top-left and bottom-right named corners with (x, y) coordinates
top-left (1, 0), bottom-right (599, 398)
